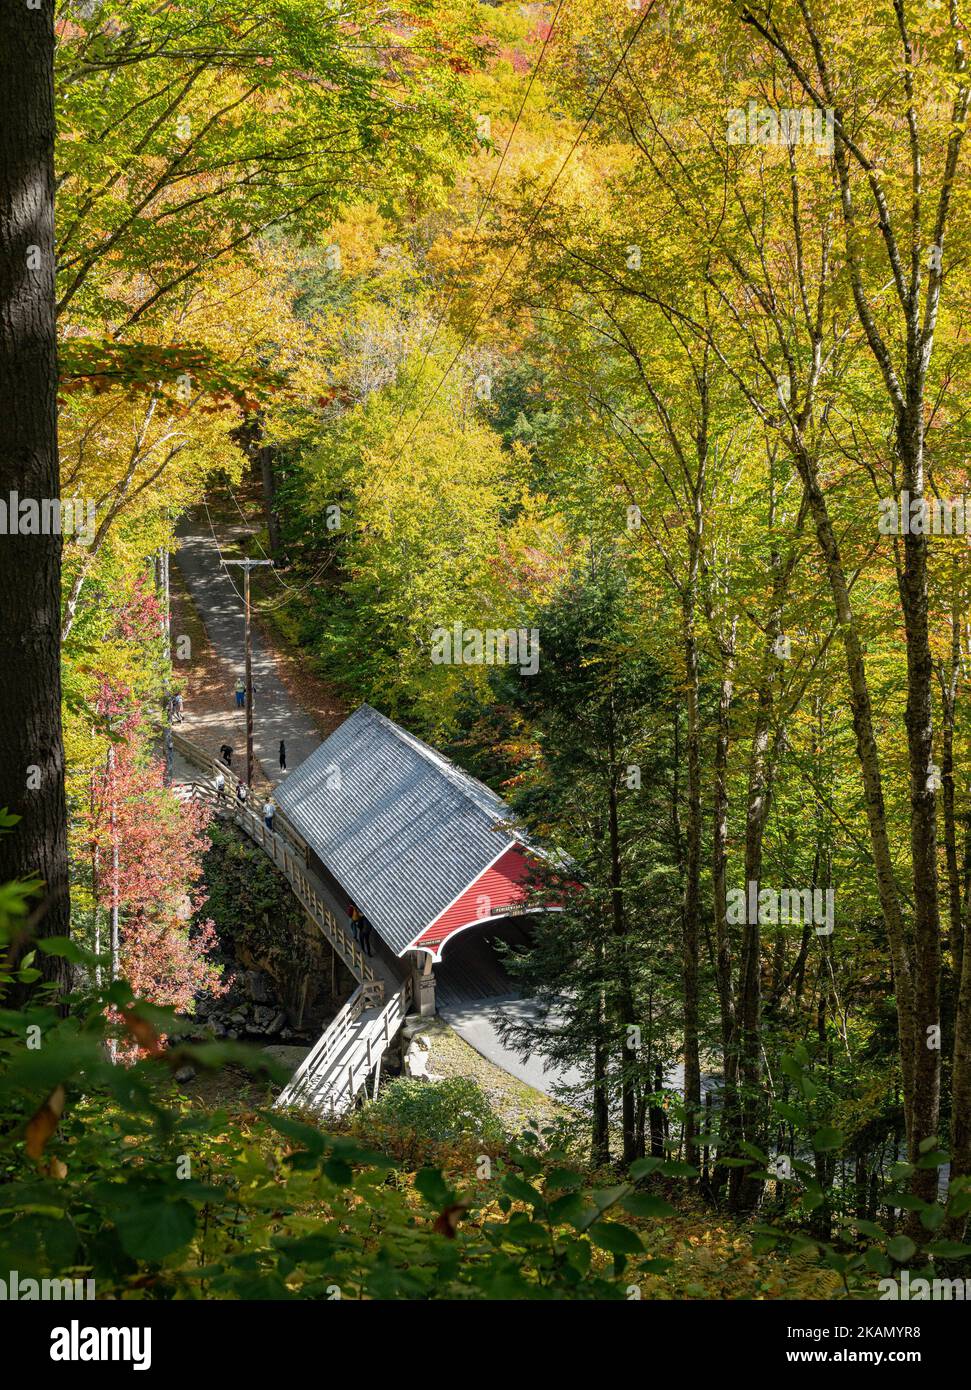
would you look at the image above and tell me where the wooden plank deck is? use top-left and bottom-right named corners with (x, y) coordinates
top-left (434, 921), bottom-right (532, 1008)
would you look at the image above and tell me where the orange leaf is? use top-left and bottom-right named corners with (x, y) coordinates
top-left (25, 1083), bottom-right (66, 1160)
top-left (121, 1008), bottom-right (163, 1056)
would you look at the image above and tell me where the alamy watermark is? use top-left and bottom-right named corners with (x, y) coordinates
top-left (50, 1320), bottom-right (151, 1371)
top-left (727, 100), bottom-right (834, 154)
top-left (879, 1270), bottom-right (971, 1300)
top-left (0, 492), bottom-right (95, 546)
top-left (878, 491), bottom-right (971, 539)
top-left (727, 881), bottom-right (835, 936)
top-left (430, 624), bottom-right (540, 676)
top-left (1, 1269), bottom-right (95, 1300)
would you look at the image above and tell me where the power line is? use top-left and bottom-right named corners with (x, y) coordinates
top-left (225, 482), bottom-right (293, 592)
top-left (381, 0), bottom-right (570, 459)
top-left (201, 494), bottom-right (245, 604)
top-left (386, 0), bottom-right (658, 464)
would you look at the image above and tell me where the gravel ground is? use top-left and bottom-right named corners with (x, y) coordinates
top-left (418, 1018), bottom-right (569, 1132)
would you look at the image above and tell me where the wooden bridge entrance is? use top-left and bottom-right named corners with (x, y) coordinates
top-left (172, 730), bottom-right (413, 1116)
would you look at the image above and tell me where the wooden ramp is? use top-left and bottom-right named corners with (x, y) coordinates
top-left (275, 977), bottom-right (412, 1115)
top-left (172, 730), bottom-right (411, 1115)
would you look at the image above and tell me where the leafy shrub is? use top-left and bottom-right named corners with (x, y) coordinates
top-left (359, 1076), bottom-right (504, 1157)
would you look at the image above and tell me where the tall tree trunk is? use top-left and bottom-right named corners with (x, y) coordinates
top-left (680, 561), bottom-right (702, 1166)
top-left (607, 719), bottom-right (638, 1166)
top-left (896, 400), bottom-right (943, 1205)
top-left (0, 0), bottom-right (70, 992)
top-left (948, 865), bottom-right (971, 1232)
top-left (591, 939), bottom-right (610, 1165)
top-left (729, 536), bottom-right (788, 1210)
top-left (940, 573), bottom-right (962, 980)
top-left (791, 441), bottom-right (917, 1107)
top-left (711, 642), bottom-right (739, 1198)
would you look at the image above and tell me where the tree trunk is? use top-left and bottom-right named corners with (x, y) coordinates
top-left (680, 573), bottom-right (702, 1166)
top-left (791, 442), bottom-right (917, 1110)
top-left (896, 401), bottom-right (943, 1205)
top-left (607, 719), bottom-right (638, 1165)
top-left (0, 0), bottom-right (70, 993)
top-left (258, 444), bottom-right (282, 559)
top-left (711, 644), bottom-right (739, 1198)
top-left (592, 939), bottom-right (610, 1165)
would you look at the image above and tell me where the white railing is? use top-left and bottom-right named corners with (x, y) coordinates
top-left (172, 731), bottom-right (374, 987)
top-left (277, 976), bottom-right (413, 1116)
top-left (277, 984), bottom-right (371, 1107)
top-left (174, 728), bottom-right (414, 1117)
top-left (319, 978), bottom-right (414, 1115)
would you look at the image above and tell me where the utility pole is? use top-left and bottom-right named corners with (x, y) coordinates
top-left (107, 744), bottom-right (119, 1063)
top-left (222, 559), bottom-right (274, 785)
top-left (158, 546), bottom-right (171, 662)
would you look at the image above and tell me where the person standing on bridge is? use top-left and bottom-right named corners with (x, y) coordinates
top-left (263, 796), bottom-right (276, 832)
top-left (236, 781), bottom-right (248, 808)
top-left (347, 901), bottom-right (362, 945)
top-left (214, 769), bottom-right (226, 804)
top-left (234, 676), bottom-right (245, 709)
top-left (172, 691), bottom-right (184, 723)
top-left (359, 915), bottom-right (374, 958)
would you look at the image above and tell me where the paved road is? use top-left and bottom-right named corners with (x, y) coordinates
top-left (174, 517), bottom-right (321, 787)
top-left (173, 518), bottom-right (625, 1102)
top-left (440, 994), bottom-right (585, 1098)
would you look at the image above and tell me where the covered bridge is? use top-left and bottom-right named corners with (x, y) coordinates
top-left (275, 703), bottom-right (556, 1013)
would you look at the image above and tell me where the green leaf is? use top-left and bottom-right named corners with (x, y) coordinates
top-left (659, 1160), bottom-right (698, 1178)
top-left (772, 1101), bottom-right (808, 1127)
top-left (546, 1192), bottom-right (587, 1226)
top-left (916, 1150), bottom-right (949, 1170)
top-left (264, 1113), bottom-right (325, 1155)
top-left (812, 1126), bottom-right (843, 1152)
top-left (545, 1167), bottom-right (584, 1190)
top-left (887, 1235), bottom-right (916, 1263)
top-left (588, 1220), bottom-right (644, 1255)
top-left (502, 1174), bottom-right (543, 1207)
top-left (620, 1192), bottom-right (675, 1219)
top-left (628, 1156), bottom-right (664, 1179)
top-left (946, 1189), bottom-right (971, 1218)
top-left (415, 1167), bottom-right (451, 1209)
top-left (37, 936), bottom-right (107, 967)
top-left (115, 1200), bottom-right (195, 1261)
top-left (919, 1204), bottom-right (945, 1232)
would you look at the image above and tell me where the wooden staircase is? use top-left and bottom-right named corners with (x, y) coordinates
top-left (171, 729), bottom-right (413, 1115)
top-left (275, 975), bottom-right (413, 1115)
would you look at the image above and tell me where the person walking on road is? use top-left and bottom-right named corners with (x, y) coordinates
top-left (234, 677), bottom-right (245, 709)
top-left (263, 796), bottom-right (276, 832)
top-left (279, 740), bottom-right (287, 773)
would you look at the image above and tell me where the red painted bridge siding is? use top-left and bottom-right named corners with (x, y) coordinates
top-left (413, 844), bottom-right (536, 953)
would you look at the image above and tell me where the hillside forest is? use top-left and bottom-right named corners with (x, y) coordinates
top-left (2, 0), bottom-right (971, 1320)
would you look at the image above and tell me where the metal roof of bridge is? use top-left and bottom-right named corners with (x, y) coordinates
top-left (274, 704), bottom-right (524, 956)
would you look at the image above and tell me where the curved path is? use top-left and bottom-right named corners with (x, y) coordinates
top-left (174, 516), bottom-right (321, 786)
top-left (173, 515), bottom-right (585, 1102)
